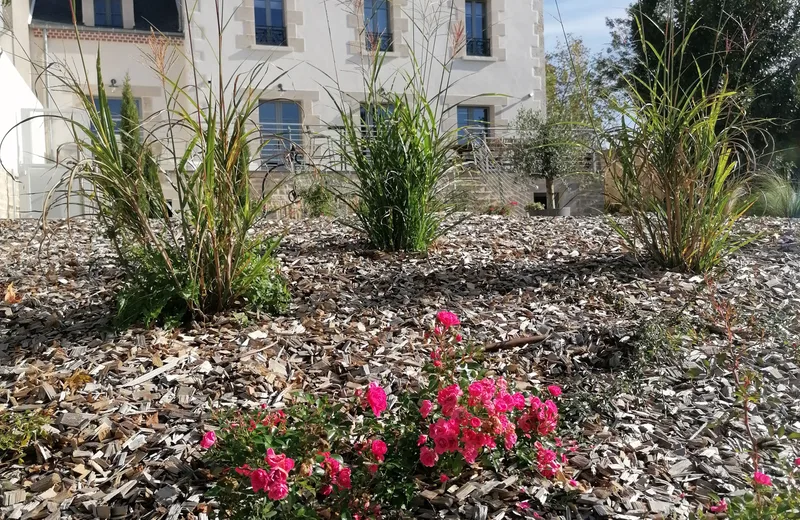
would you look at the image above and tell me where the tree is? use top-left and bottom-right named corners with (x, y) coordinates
top-left (599, 0), bottom-right (800, 172)
top-left (509, 109), bottom-right (583, 210)
top-left (119, 75), bottom-right (161, 217)
top-left (509, 37), bottom-right (599, 210)
top-left (545, 38), bottom-right (611, 129)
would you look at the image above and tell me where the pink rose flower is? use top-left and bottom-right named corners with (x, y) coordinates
top-left (547, 385), bottom-right (562, 397)
top-left (250, 468), bottom-right (270, 493)
top-left (795, 457), bottom-right (800, 467)
top-left (320, 484), bottom-right (333, 496)
top-left (336, 467), bottom-right (352, 489)
top-left (420, 399), bottom-right (433, 418)
top-left (366, 382), bottom-right (387, 417)
top-left (268, 481), bottom-right (289, 500)
top-left (517, 501), bottom-right (530, 510)
top-left (417, 434), bottom-right (428, 446)
top-left (753, 471), bottom-right (772, 486)
top-left (371, 439), bottom-right (388, 462)
top-left (440, 474), bottom-right (449, 482)
top-left (709, 499), bottom-right (728, 513)
top-left (367, 463), bottom-right (378, 475)
top-left (420, 446), bottom-right (438, 467)
top-left (436, 310), bottom-right (460, 328)
top-left (200, 431), bottom-right (216, 449)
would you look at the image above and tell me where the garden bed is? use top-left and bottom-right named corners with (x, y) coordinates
top-left (0, 216), bottom-right (798, 519)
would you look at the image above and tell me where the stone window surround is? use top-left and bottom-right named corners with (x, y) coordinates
top-left (453, 0), bottom-right (505, 62)
top-left (235, 0), bottom-right (305, 53)
top-left (346, 0), bottom-right (410, 58)
top-left (82, 0), bottom-right (136, 30)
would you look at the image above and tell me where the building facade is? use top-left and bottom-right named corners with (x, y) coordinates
top-left (1, 0), bottom-right (549, 217)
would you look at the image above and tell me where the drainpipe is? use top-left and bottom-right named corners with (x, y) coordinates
top-left (42, 27), bottom-right (53, 160)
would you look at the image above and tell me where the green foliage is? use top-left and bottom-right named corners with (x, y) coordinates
top-left (40, 10), bottom-right (290, 327)
top-left (723, 485), bottom-right (800, 519)
top-left (299, 181), bottom-right (335, 218)
top-left (119, 76), bottom-right (161, 218)
top-left (600, 0), bottom-right (800, 153)
top-left (0, 410), bottom-right (50, 462)
top-left (546, 38), bottom-right (611, 129)
top-left (509, 109), bottom-right (584, 209)
top-left (601, 12), bottom-right (759, 273)
top-left (327, 52), bottom-right (464, 252)
top-left (750, 173), bottom-right (800, 217)
top-left (525, 202), bottom-right (545, 212)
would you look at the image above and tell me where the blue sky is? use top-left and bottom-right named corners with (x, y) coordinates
top-left (542, 0), bottom-right (632, 54)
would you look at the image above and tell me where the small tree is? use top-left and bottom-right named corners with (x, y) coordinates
top-left (509, 109), bottom-right (583, 210)
top-left (119, 75), bottom-right (161, 217)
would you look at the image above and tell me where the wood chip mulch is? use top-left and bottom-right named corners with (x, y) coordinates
top-left (1, 216), bottom-right (798, 520)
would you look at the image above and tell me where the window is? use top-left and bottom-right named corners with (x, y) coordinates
top-left (259, 101), bottom-right (302, 163)
top-left (364, 0), bottom-right (392, 52)
top-left (93, 97), bottom-right (141, 134)
top-left (255, 0), bottom-right (287, 46)
top-left (360, 103), bottom-right (394, 137)
top-left (95, 0), bottom-right (123, 28)
top-left (457, 106), bottom-right (489, 142)
top-left (465, 0), bottom-right (490, 56)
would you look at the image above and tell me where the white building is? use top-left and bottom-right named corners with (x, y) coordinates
top-left (1, 0), bottom-right (548, 217)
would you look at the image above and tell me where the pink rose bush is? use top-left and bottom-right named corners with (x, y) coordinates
top-left (201, 312), bottom-right (575, 519)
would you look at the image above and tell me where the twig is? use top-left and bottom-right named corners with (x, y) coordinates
top-left (485, 334), bottom-right (549, 353)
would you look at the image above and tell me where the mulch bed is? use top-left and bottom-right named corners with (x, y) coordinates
top-left (1, 216), bottom-right (798, 519)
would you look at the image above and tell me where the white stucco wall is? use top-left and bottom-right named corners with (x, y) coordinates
top-left (0, 51), bottom-right (46, 218)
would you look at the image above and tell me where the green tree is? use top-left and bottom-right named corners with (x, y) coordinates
top-left (510, 37), bottom-right (598, 210)
top-left (599, 0), bottom-right (800, 174)
top-left (119, 75), bottom-right (161, 217)
top-left (509, 109), bottom-right (583, 210)
top-left (546, 38), bottom-right (611, 129)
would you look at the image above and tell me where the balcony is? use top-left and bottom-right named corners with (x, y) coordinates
top-left (466, 37), bottom-right (491, 57)
top-left (365, 32), bottom-right (393, 52)
top-left (256, 25), bottom-right (288, 46)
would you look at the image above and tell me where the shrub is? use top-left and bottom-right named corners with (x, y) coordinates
top-left (484, 201), bottom-right (516, 216)
top-left (525, 202), bottom-right (545, 212)
top-left (750, 173), bottom-right (800, 218)
top-left (601, 14), bottom-right (759, 273)
top-left (39, 7), bottom-right (290, 326)
top-left (201, 312), bottom-right (572, 519)
top-left (299, 181), bottom-right (336, 218)
top-left (0, 410), bottom-right (50, 463)
top-left (326, 50), bottom-right (465, 252)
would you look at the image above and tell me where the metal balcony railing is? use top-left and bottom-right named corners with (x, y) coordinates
top-left (365, 32), bottom-right (393, 52)
top-left (466, 37), bottom-right (491, 57)
top-left (256, 25), bottom-right (288, 46)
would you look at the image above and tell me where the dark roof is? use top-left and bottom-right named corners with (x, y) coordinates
top-left (32, 0), bottom-right (181, 33)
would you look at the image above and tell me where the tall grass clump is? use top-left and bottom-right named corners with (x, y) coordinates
top-left (324, 2), bottom-right (472, 252)
top-left (750, 173), bottom-right (800, 218)
top-left (601, 12), bottom-right (762, 273)
top-left (35, 4), bottom-right (290, 327)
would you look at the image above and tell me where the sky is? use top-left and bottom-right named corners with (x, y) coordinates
top-left (542, 0), bottom-right (632, 55)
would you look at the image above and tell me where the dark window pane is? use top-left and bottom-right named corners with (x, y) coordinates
top-left (270, 0), bottom-right (284, 26)
top-left (254, 0), bottom-right (267, 26)
top-left (110, 0), bottom-right (123, 27)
